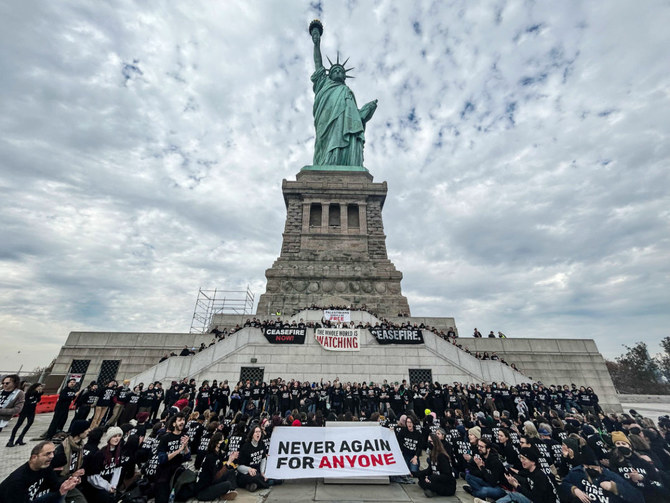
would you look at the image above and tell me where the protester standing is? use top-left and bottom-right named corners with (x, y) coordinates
top-left (43, 378), bottom-right (79, 439)
top-left (7, 382), bottom-right (43, 447)
top-left (0, 374), bottom-right (25, 434)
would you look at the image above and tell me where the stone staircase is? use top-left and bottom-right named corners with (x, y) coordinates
top-left (130, 310), bottom-right (527, 387)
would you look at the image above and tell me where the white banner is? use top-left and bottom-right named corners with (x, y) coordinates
top-left (315, 328), bottom-right (360, 351)
top-left (265, 426), bottom-right (409, 479)
top-left (323, 309), bottom-right (351, 323)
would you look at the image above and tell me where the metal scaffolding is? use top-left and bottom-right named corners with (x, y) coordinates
top-left (189, 286), bottom-right (255, 334)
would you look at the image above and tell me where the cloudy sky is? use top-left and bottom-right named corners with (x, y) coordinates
top-left (1, 1), bottom-right (669, 371)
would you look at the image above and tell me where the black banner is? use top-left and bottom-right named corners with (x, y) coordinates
top-left (369, 328), bottom-right (424, 345)
top-left (262, 327), bottom-right (306, 344)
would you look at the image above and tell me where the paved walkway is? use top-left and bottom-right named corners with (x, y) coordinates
top-left (3, 403), bottom-right (669, 502)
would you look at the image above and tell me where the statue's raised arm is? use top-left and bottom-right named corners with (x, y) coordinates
top-left (307, 20), bottom-right (378, 168)
top-left (310, 20), bottom-right (323, 70)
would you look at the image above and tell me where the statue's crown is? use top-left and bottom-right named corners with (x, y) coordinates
top-left (327, 52), bottom-right (355, 79)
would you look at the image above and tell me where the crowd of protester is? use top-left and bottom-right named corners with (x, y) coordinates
top-left (2, 372), bottom-right (670, 502)
top-left (155, 312), bottom-right (523, 374)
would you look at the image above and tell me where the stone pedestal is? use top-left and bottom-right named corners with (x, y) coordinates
top-left (256, 168), bottom-right (410, 317)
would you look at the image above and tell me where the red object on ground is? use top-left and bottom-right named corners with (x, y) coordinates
top-left (35, 394), bottom-right (59, 414)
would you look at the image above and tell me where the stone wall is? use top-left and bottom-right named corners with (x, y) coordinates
top-left (49, 327), bottom-right (620, 412)
top-left (256, 169), bottom-right (410, 317)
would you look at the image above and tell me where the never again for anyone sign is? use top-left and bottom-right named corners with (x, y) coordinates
top-left (265, 426), bottom-right (409, 479)
top-left (315, 328), bottom-right (360, 351)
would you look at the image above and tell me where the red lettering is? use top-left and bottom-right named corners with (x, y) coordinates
top-left (370, 454), bottom-right (383, 466)
top-left (345, 455), bottom-right (357, 467)
top-left (383, 453), bottom-right (395, 465)
top-left (319, 456), bottom-right (331, 468)
top-left (359, 455), bottom-right (370, 467)
top-left (332, 456), bottom-right (344, 468)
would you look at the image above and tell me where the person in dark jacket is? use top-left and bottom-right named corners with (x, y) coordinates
top-left (560, 463), bottom-right (644, 503)
top-left (43, 378), bottom-right (79, 439)
top-left (7, 383), bottom-right (43, 446)
top-left (484, 446), bottom-right (559, 503)
top-left (608, 430), bottom-right (670, 503)
top-left (464, 438), bottom-right (506, 500)
top-left (416, 433), bottom-right (456, 497)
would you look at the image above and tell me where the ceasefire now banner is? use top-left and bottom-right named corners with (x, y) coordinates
top-left (265, 426), bottom-right (409, 479)
top-left (261, 326), bottom-right (306, 344)
top-left (315, 328), bottom-right (360, 351)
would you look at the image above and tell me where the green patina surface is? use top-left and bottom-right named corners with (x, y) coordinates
top-left (309, 20), bottom-right (377, 168)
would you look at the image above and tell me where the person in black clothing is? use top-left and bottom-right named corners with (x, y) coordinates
top-left (416, 433), bottom-right (456, 497)
top-left (8, 383), bottom-right (43, 447)
top-left (195, 432), bottom-right (239, 500)
top-left (0, 440), bottom-right (81, 503)
top-left (236, 425), bottom-right (270, 492)
top-left (487, 446), bottom-right (559, 503)
top-left (43, 378), bottom-right (79, 439)
top-left (82, 426), bottom-right (124, 503)
top-left (394, 416), bottom-right (421, 483)
top-left (91, 380), bottom-right (117, 429)
top-left (151, 382), bottom-right (164, 421)
top-left (71, 381), bottom-right (97, 425)
top-left (154, 412), bottom-right (191, 503)
top-left (464, 438), bottom-right (506, 500)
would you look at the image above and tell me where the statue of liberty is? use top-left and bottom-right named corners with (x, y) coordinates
top-left (309, 20), bottom-right (378, 167)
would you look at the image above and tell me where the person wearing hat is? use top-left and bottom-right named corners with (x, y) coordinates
top-left (82, 426), bottom-right (125, 503)
top-left (608, 431), bottom-right (670, 503)
top-left (560, 453), bottom-right (644, 503)
top-left (475, 446), bottom-right (559, 503)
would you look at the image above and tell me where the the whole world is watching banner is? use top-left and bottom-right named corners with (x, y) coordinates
top-left (315, 327), bottom-right (360, 351)
top-left (264, 426), bottom-right (409, 479)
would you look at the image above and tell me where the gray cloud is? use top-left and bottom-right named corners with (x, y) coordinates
top-left (1, 1), bottom-right (669, 371)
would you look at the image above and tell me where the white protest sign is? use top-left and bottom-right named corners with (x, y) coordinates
top-left (315, 328), bottom-right (360, 351)
top-left (323, 309), bottom-right (351, 323)
top-left (265, 426), bottom-right (409, 479)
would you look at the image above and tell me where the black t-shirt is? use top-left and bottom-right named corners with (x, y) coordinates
top-left (57, 387), bottom-right (78, 407)
top-left (238, 440), bottom-right (266, 470)
top-left (97, 387), bottom-right (116, 407)
top-left (397, 428), bottom-right (422, 457)
top-left (22, 392), bottom-right (43, 413)
top-left (196, 452), bottom-right (223, 492)
top-left (0, 462), bottom-right (61, 503)
top-left (157, 432), bottom-right (188, 481)
top-left (115, 387), bottom-right (132, 404)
